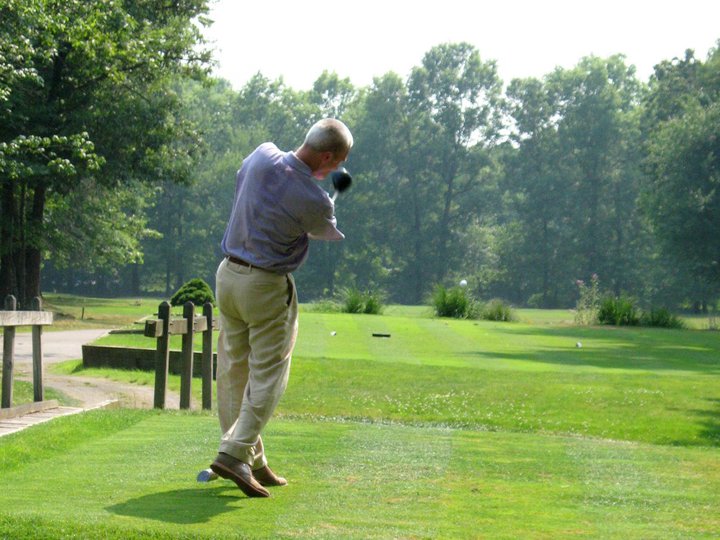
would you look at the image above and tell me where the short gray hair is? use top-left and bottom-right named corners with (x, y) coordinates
top-left (304, 118), bottom-right (353, 155)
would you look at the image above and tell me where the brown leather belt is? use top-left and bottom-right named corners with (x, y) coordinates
top-left (227, 256), bottom-right (251, 267)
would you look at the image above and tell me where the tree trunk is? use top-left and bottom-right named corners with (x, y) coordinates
top-left (23, 185), bottom-right (47, 305)
top-left (411, 186), bottom-right (423, 304)
top-left (131, 263), bottom-right (141, 295)
top-left (436, 156), bottom-right (458, 284)
top-left (0, 181), bottom-right (17, 298)
top-left (436, 175), bottom-right (455, 283)
top-left (541, 219), bottom-right (550, 308)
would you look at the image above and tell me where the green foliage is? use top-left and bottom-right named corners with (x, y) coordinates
top-left (480, 298), bottom-right (515, 321)
top-left (640, 48), bottom-right (720, 306)
top-left (0, 0), bottom-right (212, 303)
top-left (362, 290), bottom-right (385, 315)
top-left (641, 307), bottom-right (686, 329)
top-left (598, 295), bottom-right (641, 326)
top-left (342, 287), bottom-right (364, 313)
top-left (170, 278), bottom-right (215, 307)
top-left (14, 30), bottom-right (719, 317)
top-left (430, 286), bottom-right (514, 321)
top-left (574, 274), bottom-right (601, 325)
top-left (598, 295), bottom-right (686, 329)
top-left (340, 287), bottom-right (384, 314)
top-left (431, 284), bottom-right (474, 318)
top-left (304, 298), bottom-right (342, 313)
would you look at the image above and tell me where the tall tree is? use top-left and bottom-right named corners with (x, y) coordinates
top-left (545, 55), bottom-right (645, 295)
top-left (346, 71), bottom-right (438, 302)
top-left (643, 45), bottom-right (720, 307)
top-left (502, 76), bottom-right (571, 306)
top-left (298, 72), bottom-right (358, 298)
top-left (407, 43), bottom-right (503, 284)
top-left (0, 0), bottom-right (210, 305)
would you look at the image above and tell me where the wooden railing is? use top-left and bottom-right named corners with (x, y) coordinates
top-left (1, 295), bottom-right (54, 408)
top-left (144, 301), bottom-right (216, 410)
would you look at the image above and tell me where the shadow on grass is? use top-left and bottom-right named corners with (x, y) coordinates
top-left (676, 397), bottom-right (720, 446)
top-left (107, 486), bottom-right (248, 524)
top-left (463, 325), bottom-right (720, 373)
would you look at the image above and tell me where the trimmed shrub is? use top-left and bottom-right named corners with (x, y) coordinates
top-left (170, 278), bottom-right (215, 307)
top-left (598, 296), bottom-right (640, 326)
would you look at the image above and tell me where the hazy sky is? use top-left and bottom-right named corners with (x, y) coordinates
top-left (201, 0), bottom-right (719, 91)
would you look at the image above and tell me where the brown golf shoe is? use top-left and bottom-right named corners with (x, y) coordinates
top-left (210, 453), bottom-right (270, 498)
top-left (252, 465), bottom-right (288, 487)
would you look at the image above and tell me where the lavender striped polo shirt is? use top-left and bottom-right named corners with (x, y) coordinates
top-left (221, 142), bottom-right (344, 274)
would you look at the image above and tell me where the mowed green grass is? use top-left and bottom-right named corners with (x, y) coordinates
top-left (2, 301), bottom-right (720, 538)
top-left (0, 411), bottom-right (718, 539)
top-left (283, 313), bottom-right (720, 447)
top-left (83, 310), bottom-right (720, 446)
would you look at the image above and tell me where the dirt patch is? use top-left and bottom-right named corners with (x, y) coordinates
top-left (39, 374), bottom-right (180, 409)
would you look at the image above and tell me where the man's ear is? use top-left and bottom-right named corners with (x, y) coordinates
top-left (319, 151), bottom-right (334, 164)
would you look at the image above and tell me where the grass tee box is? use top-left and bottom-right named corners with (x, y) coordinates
top-left (0, 410), bottom-right (718, 539)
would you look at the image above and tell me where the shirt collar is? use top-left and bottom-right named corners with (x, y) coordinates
top-left (285, 151), bottom-right (312, 176)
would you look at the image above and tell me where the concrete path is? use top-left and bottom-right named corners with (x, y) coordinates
top-left (1, 328), bottom-right (180, 437)
top-left (3, 328), bottom-right (111, 365)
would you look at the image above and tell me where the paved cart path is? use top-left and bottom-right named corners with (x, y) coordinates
top-left (1, 329), bottom-right (181, 436)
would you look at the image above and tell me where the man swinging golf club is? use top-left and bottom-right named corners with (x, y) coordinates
top-left (200, 118), bottom-right (353, 497)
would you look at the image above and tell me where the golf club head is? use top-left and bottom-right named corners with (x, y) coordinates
top-left (330, 168), bottom-right (352, 195)
top-left (197, 468), bottom-right (219, 482)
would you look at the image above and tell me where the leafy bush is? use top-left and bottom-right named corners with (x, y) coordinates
top-left (598, 296), bottom-right (640, 326)
top-left (340, 288), bottom-right (384, 315)
top-left (640, 307), bottom-right (685, 329)
top-left (343, 288), bottom-right (365, 313)
top-left (363, 292), bottom-right (384, 315)
top-left (431, 285), bottom-right (473, 318)
top-left (481, 299), bottom-right (515, 322)
top-left (170, 278), bottom-right (215, 307)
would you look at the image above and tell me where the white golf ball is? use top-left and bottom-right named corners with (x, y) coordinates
top-left (459, 279), bottom-right (468, 288)
top-left (330, 331), bottom-right (337, 336)
top-left (576, 342), bottom-right (582, 348)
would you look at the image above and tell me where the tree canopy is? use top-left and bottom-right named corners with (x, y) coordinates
top-left (3, 9), bottom-right (718, 313)
top-left (1, 0), bottom-right (211, 305)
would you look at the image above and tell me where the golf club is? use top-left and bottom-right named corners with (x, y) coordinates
top-left (330, 168), bottom-right (352, 202)
top-left (197, 468), bottom-right (219, 482)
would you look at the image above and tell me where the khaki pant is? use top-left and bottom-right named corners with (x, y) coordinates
top-left (215, 258), bottom-right (298, 468)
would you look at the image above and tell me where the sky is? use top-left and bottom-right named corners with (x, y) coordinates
top-left (201, 0), bottom-right (719, 91)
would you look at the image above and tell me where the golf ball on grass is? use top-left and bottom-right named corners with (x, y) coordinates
top-left (330, 331), bottom-right (336, 336)
top-left (459, 279), bottom-right (468, 288)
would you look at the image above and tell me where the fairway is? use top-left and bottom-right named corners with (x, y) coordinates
top-left (3, 308), bottom-right (720, 538)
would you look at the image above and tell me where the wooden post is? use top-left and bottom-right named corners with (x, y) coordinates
top-left (31, 296), bottom-right (44, 402)
top-left (1, 295), bottom-right (17, 408)
top-left (153, 301), bottom-right (171, 409)
top-left (202, 302), bottom-right (214, 410)
top-left (179, 301), bottom-right (195, 410)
